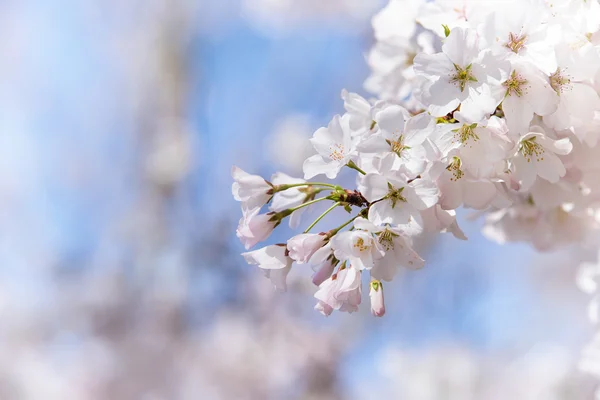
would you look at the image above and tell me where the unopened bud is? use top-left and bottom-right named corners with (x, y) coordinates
top-left (369, 280), bottom-right (385, 317)
top-left (312, 260), bottom-right (336, 286)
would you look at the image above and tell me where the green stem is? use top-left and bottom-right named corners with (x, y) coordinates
top-left (346, 160), bottom-right (366, 175)
top-left (329, 215), bottom-right (359, 237)
top-left (277, 182), bottom-right (337, 191)
top-left (289, 196), bottom-right (330, 213)
top-left (304, 202), bottom-right (340, 233)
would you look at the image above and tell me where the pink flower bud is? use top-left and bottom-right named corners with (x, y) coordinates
top-left (369, 280), bottom-right (385, 317)
top-left (287, 233), bottom-right (326, 264)
top-left (311, 259), bottom-right (336, 286)
top-left (236, 210), bottom-right (277, 250)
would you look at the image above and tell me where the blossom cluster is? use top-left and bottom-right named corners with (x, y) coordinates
top-left (234, 0), bottom-right (600, 316)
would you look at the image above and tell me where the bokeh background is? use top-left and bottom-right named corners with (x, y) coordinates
top-left (0, 0), bottom-right (597, 398)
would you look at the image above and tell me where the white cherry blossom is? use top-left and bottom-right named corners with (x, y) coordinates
top-left (231, 166), bottom-right (273, 215)
top-left (353, 217), bottom-right (425, 281)
top-left (314, 264), bottom-right (362, 315)
top-left (330, 229), bottom-right (384, 271)
top-left (287, 233), bottom-right (326, 264)
top-left (303, 114), bottom-right (358, 179)
top-left (501, 61), bottom-right (559, 135)
top-left (236, 209), bottom-right (278, 250)
top-left (414, 27), bottom-right (511, 121)
top-left (482, 0), bottom-right (557, 73)
top-left (269, 172), bottom-right (308, 228)
top-left (360, 155), bottom-right (439, 227)
top-left (358, 105), bottom-right (434, 176)
top-left (543, 43), bottom-right (600, 133)
top-left (242, 245), bottom-right (293, 291)
top-left (510, 128), bottom-right (572, 190)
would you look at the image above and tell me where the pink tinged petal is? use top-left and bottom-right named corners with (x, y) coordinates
top-left (512, 155), bottom-right (537, 191)
top-left (395, 213), bottom-right (424, 236)
top-left (387, 202), bottom-right (413, 225)
top-left (502, 95), bottom-right (534, 135)
top-left (309, 242), bottom-right (333, 265)
top-left (312, 260), bottom-right (336, 286)
top-left (339, 301), bottom-right (360, 313)
top-left (393, 236), bottom-right (425, 270)
top-left (522, 43), bottom-right (557, 74)
top-left (438, 173), bottom-right (464, 210)
top-left (463, 180), bottom-right (496, 209)
top-left (231, 166), bottom-right (271, 210)
top-left (405, 179), bottom-right (439, 210)
top-left (236, 212), bottom-right (276, 250)
top-left (434, 207), bottom-right (467, 240)
top-left (287, 233), bottom-right (326, 264)
top-left (535, 152), bottom-right (566, 183)
top-left (336, 266), bottom-right (361, 294)
top-left (524, 75), bottom-right (559, 116)
top-left (262, 265), bottom-right (292, 292)
top-left (351, 253), bottom-right (373, 271)
top-left (331, 232), bottom-right (362, 262)
top-left (536, 136), bottom-right (572, 155)
top-left (371, 254), bottom-right (398, 282)
top-left (314, 278), bottom-right (338, 305)
top-left (315, 301), bottom-right (334, 316)
top-left (242, 244), bottom-right (287, 268)
top-left (369, 281), bottom-right (386, 317)
top-left (562, 84), bottom-right (600, 129)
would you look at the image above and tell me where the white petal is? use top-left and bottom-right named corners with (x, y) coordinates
top-left (361, 173), bottom-right (390, 202)
top-left (406, 179), bottom-right (439, 210)
top-left (303, 155), bottom-right (340, 180)
top-left (503, 95), bottom-right (534, 135)
top-left (535, 152), bottom-right (566, 183)
top-left (463, 180), bottom-right (496, 209)
top-left (375, 105), bottom-right (409, 134)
